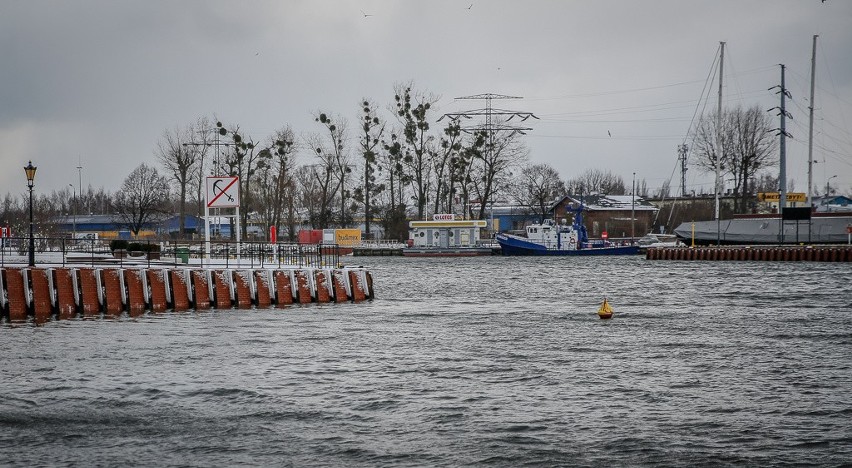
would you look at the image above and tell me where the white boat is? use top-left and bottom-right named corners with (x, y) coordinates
top-left (497, 207), bottom-right (639, 256)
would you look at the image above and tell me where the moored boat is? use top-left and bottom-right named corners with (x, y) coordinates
top-left (496, 206), bottom-right (639, 256)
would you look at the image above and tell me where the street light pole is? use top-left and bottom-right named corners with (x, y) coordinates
top-left (24, 161), bottom-right (37, 267)
top-left (826, 175), bottom-right (837, 196)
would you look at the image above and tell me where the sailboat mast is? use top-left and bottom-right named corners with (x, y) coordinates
top-left (715, 42), bottom-right (725, 245)
top-left (807, 35), bottom-right (818, 207)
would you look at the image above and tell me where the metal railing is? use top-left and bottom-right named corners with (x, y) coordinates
top-left (0, 237), bottom-right (342, 269)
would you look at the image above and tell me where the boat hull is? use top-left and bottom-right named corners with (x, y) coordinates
top-left (674, 214), bottom-right (852, 245)
top-left (496, 233), bottom-right (639, 256)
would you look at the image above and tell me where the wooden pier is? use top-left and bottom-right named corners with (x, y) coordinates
top-left (645, 245), bottom-right (852, 262)
top-left (1, 266), bottom-right (374, 323)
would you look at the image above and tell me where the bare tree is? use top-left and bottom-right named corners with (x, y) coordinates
top-left (219, 124), bottom-right (268, 238)
top-left (296, 162), bottom-right (334, 229)
top-left (434, 120), bottom-right (463, 214)
top-left (113, 164), bottom-right (170, 236)
top-left (691, 105), bottom-right (777, 212)
top-left (377, 133), bottom-right (410, 239)
top-left (394, 83), bottom-right (439, 220)
top-left (655, 180), bottom-right (672, 199)
top-left (453, 131), bottom-right (487, 219)
top-left (254, 127), bottom-right (298, 240)
top-left (314, 112), bottom-right (352, 227)
top-left (510, 163), bottom-right (566, 223)
top-left (156, 122), bottom-right (204, 238)
top-left (352, 100), bottom-right (385, 238)
top-left (470, 128), bottom-right (529, 220)
top-left (565, 169), bottom-right (626, 196)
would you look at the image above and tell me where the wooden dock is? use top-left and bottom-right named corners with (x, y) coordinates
top-left (645, 245), bottom-right (852, 262)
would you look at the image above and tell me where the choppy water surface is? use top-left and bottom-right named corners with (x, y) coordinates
top-left (2, 256), bottom-right (851, 466)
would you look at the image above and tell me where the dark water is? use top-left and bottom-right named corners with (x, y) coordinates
top-left (2, 256), bottom-right (851, 467)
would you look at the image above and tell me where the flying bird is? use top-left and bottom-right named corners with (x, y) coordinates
top-left (361, 9), bottom-right (373, 17)
top-left (608, 130), bottom-right (612, 137)
top-left (467, 3), bottom-right (473, 9)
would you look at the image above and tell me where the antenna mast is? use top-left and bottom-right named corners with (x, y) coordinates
top-left (678, 144), bottom-right (688, 197)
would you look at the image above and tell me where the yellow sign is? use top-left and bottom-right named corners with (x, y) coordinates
top-left (757, 192), bottom-right (806, 203)
top-left (334, 229), bottom-right (362, 247)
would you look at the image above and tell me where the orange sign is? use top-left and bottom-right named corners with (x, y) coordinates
top-left (757, 192), bottom-right (806, 203)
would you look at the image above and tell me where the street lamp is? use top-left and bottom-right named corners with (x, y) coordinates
top-left (24, 161), bottom-right (37, 266)
top-left (826, 175), bottom-right (837, 196)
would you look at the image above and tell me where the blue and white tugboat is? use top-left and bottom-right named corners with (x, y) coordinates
top-left (496, 207), bottom-right (639, 256)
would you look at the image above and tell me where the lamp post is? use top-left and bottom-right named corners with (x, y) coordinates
top-left (825, 175), bottom-right (837, 197)
top-left (24, 161), bottom-right (37, 266)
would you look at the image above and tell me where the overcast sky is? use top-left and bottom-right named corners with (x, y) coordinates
top-left (2, 0), bottom-right (850, 202)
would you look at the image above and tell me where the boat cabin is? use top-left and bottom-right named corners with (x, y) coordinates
top-left (524, 219), bottom-right (579, 250)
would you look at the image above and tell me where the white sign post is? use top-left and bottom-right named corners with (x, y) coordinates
top-left (206, 177), bottom-right (241, 260)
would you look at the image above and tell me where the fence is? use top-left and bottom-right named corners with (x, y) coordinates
top-left (0, 237), bottom-right (341, 269)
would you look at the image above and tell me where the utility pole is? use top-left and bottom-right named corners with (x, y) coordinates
top-left (439, 93), bottom-right (538, 236)
top-left (678, 144), bottom-right (688, 197)
top-left (770, 64), bottom-right (793, 243)
top-left (715, 41), bottom-right (725, 246)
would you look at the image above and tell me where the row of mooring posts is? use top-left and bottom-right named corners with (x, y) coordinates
top-left (0, 266), bottom-right (374, 322)
top-left (646, 245), bottom-right (852, 262)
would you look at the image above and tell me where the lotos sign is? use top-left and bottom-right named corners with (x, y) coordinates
top-left (432, 214), bottom-right (455, 221)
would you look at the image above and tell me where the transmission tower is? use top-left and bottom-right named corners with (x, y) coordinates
top-left (438, 93), bottom-right (538, 230)
top-left (678, 144), bottom-right (688, 197)
top-left (439, 93), bottom-right (538, 136)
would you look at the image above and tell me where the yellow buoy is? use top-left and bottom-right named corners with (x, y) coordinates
top-left (597, 298), bottom-right (613, 320)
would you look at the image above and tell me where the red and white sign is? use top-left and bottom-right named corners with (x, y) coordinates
top-left (601, 231), bottom-right (608, 239)
top-left (206, 176), bottom-right (240, 208)
top-left (0, 227), bottom-right (9, 237)
top-left (270, 226), bottom-right (277, 244)
top-left (433, 213), bottom-right (455, 221)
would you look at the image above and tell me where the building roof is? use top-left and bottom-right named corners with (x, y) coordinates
top-left (551, 194), bottom-right (659, 212)
top-left (813, 195), bottom-right (852, 212)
